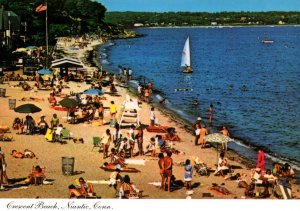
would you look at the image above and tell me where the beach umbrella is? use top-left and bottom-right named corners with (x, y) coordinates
top-left (206, 133), bottom-right (233, 144)
top-left (206, 133), bottom-right (233, 164)
top-left (14, 104), bottom-right (42, 114)
top-left (59, 98), bottom-right (78, 108)
top-left (26, 46), bottom-right (37, 49)
top-left (59, 98), bottom-right (79, 121)
top-left (83, 89), bottom-right (103, 95)
top-left (38, 68), bottom-right (52, 75)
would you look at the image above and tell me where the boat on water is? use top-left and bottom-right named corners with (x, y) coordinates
top-left (261, 38), bottom-right (274, 44)
top-left (181, 36), bottom-right (193, 73)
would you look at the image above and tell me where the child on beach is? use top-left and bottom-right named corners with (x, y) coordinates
top-left (150, 107), bottom-right (156, 126)
top-left (127, 125), bottom-right (135, 157)
top-left (184, 159), bottom-right (193, 190)
top-left (101, 129), bottom-right (112, 159)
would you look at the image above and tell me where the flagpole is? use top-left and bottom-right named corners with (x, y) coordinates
top-left (45, 0), bottom-right (49, 69)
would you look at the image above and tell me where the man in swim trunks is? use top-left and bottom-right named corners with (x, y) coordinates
top-left (163, 151), bottom-right (173, 192)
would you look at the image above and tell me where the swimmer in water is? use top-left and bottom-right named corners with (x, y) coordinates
top-left (193, 100), bottom-right (199, 107)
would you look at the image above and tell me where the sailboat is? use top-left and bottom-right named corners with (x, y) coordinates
top-left (181, 36), bottom-right (193, 73)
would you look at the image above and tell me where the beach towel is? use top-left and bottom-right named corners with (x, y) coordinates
top-left (146, 125), bottom-right (170, 133)
top-left (148, 182), bottom-right (161, 187)
top-left (125, 159), bottom-right (147, 165)
top-left (87, 180), bottom-right (111, 185)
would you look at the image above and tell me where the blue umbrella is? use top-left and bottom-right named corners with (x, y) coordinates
top-left (83, 89), bottom-right (103, 95)
top-left (26, 46), bottom-right (37, 49)
top-left (38, 69), bottom-right (52, 75)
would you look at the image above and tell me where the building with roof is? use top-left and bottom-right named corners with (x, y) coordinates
top-left (0, 6), bottom-right (20, 50)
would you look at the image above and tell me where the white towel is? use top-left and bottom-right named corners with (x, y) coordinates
top-left (125, 159), bottom-right (146, 165)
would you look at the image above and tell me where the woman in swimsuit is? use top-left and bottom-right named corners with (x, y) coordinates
top-left (98, 104), bottom-right (104, 126)
top-left (136, 127), bottom-right (143, 156)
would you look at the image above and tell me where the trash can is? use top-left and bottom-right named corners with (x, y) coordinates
top-left (9, 99), bottom-right (16, 110)
top-left (0, 88), bottom-right (5, 97)
top-left (62, 157), bottom-right (75, 176)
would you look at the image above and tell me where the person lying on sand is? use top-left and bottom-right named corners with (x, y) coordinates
top-left (101, 162), bottom-right (139, 172)
top-left (11, 149), bottom-right (37, 159)
top-left (11, 150), bottom-right (24, 159)
top-left (209, 183), bottom-right (231, 195)
top-left (24, 149), bottom-right (37, 159)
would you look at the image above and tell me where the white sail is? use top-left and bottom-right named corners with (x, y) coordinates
top-left (181, 36), bottom-right (191, 67)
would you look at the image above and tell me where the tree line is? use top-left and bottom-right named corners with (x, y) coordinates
top-left (105, 11), bottom-right (300, 27)
top-left (0, 0), bottom-right (107, 45)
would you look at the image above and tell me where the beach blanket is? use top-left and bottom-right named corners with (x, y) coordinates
top-left (51, 106), bottom-right (69, 111)
top-left (148, 182), bottom-right (161, 187)
top-left (125, 159), bottom-right (147, 165)
top-left (87, 180), bottom-right (111, 185)
top-left (146, 125), bottom-right (170, 133)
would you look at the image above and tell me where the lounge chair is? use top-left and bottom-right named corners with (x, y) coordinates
top-left (61, 129), bottom-right (72, 140)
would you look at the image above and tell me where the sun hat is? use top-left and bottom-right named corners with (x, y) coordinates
top-left (197, 117), bottom-right (202, 120)
top-left (41, 114), bottom-right (45, 117)
top-left (255, 167), bottom-right (261, 172)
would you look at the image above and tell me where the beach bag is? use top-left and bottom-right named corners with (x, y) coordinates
top-left (45, 128), bottom-right (53, 141)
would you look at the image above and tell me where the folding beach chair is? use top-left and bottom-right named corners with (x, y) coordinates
top-left (91, 137), bottom-right (102, 152)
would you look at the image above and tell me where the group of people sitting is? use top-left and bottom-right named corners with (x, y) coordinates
top-left (12, 114), bottom-right (54, 135)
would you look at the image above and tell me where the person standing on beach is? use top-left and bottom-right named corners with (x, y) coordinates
top-left (136, 126), bottom-right (144, 156)
top-left (127, 125), bottom-right (136, 158)
top-left (256, 149), bottom-right (265, 172)
top-left (144, 87), bottom-right (150, 102)
top-left (128, 68), bottom-right (132, 80)
top-left (184, 159), bottom-right (193, 190)
top-left (110, 101), bottom-right (117, 121)
top-left (150, 107), bottom-right (156, 126)
top-left (209, 103), bottom-right (214, 124)
top-left (194, 123), bottom-right (201, 146)
top-left (163, 151), bottom-right (173, 192)
top-left (98, 104), bottom-right (104, 126)
top-left (158, 153), bottom-right (165, 190)
top-left (220, 125), bottom-right (230, 150)
top-left (199, 124), bottom-right (208, 148)
top-left (101, 129), bottom-right (111, 159)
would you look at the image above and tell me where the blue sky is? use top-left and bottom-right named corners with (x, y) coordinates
top-left (98, 0), bottom-right (300, 12)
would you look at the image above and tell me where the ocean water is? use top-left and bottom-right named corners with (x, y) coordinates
top-left (98, 26), bottom-right (300, 171)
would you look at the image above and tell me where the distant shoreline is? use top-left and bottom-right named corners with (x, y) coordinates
top-left (144, 24), bottom-right (300, 29)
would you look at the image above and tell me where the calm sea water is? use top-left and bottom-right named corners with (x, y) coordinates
top-left (99, 26), bottom-right (300, 170)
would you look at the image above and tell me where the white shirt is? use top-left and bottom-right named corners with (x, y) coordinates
top-left (150, 111), bottom-right (155, 120)
top-left (195, 128), bottom-right (200, 136)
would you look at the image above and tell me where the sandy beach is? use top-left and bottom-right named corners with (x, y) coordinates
top-left (0, 38), bottom-right (299, 200)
